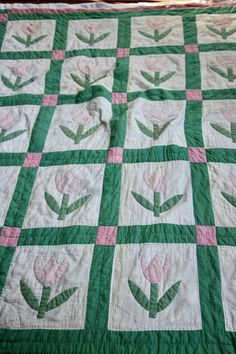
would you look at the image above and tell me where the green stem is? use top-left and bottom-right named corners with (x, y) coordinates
top-left (154, 29), bottom-right (159, 42)
top-left (58, 194), bottom-right (69, 220)
top-left (37, 286), bottom-right (51, 319)
top-left (221, 27), bottom-right (227, 39)
top-left (228, 68), bottom-right (235, 82)
top-left (154, 192), bottom-right (160, 217)
top-left (84, 73), bottom-right (90, 88)
top-left (89, 33), bottom-right (95, 45)
top-left (231, 122), bottom-right (236, 143)
top-left (0, 129), bottom-right (6, 143)
top-left (74, 124), bottom-right (84, 144)
top-left (153, 123), bottom-right (159, 140)
top-left (26, 34), bottom-right (32, 48)
top-left (13, 76), bottom-right (21, 91)
top-left (154, 72), bottom-right (160, 86)
top-left (149, 283), bottom-right (158, 318)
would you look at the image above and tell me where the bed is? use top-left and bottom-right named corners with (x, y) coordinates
top-left (0, 1), bottom-right (236, 353)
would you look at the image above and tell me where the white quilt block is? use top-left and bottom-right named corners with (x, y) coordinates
top-left (131, 16), bottom-right (184, 48)
top-left (67, 19), bottom-right (118, 50)
top-left (127, 54), bottom-right (185, 92)
top-left (200, 51), bottom-right (236, 90)
top-left (0, 59), bottom-right (50, 96)
top-left (208, 163), bottom-right (236, 227)
top-left (23, 164), bottom-right (105, 228)
top-left (218, 246), bottom-right (236, 332)
top-left (124, 98), bottom-right (186, 149)
top-left (60, 56), bottom-right (116, 94)
top-left (119, 161), bottom-right (195, 226)
top-left (196, 15), bottom-right (236, 44)
top-left (0, 244), bottom-right (94, 329)
top-left (2, 20), bottom-right (56, 52)
top-left (0, 105), bottom-right (40, 153)
top-left (108, 243), bottom-right (202, 331)
top-left (202, 100), bottom-right (236, 149)
top-left (44, 97), bottom-right (112, 152)
top-left (0, 166), bottom-right (20, 227)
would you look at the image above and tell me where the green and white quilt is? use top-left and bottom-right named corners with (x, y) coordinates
top-left (0, 3), bottom-right (236, 353)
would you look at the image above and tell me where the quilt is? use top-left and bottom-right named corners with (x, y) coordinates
top-left (0, 3), bottom-right (236, 353)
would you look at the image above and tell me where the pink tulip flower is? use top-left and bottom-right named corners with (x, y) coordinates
top-left (141, 254), bottom-right (169, 283)
top-left (71, 106), bottom-right (89, 125)
top-left (34, 256), bottom-right (68, 288)
top-left (11, 62), bottom-right (32, 77)
top-left (84, 22), bottom-right (101, 34)
top-left (143, 170), bottom-right (166, 192)
top-left (77, 60), bottom-right (96, 76)
top-left (223, 111), bottom-right (236, 123)
top-left (146, 18), bottom-right (167, 30)
top-left (21, 22), bottom-right (41, 36)
top-left (0, 113), bottom-right (16, 130)
top-left (55, 170), bottom-right (82, 195)
top-left (215, 56), bottom-right (235, 68)
top-left (142, 105), bottom-right (168, 125)
top-left (145, 58), bottom-right (173, 72)
top-left (212, 17), bottom-right (234, 28)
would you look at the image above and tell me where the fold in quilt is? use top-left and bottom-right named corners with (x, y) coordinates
top-left (0, 3), bottom-right (236, 354)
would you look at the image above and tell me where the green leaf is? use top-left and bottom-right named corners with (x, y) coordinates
top-left (1, 75), bottom-right (14, 90)
top-left (67, 194), bottom-right (91, 215)
top-left (158, 28), bottom-right (172, 41)
top-left (18, 76), bottom-right (38, 89)
top-left (20, 280), bottom-right (39, 311)
top-left (210, 123), bottom-right (232, 139)
top-left (30, 35), bottom-right (47, 45)
top-left (140, 70), bottom-right (155, 84)
top-left (60, 125), bottom-right (76, 140)
top-left (81, 124), bottom-right (101, 140)
top-left (226, 27), bottom-right (236, 37)
top-left (221, 191), bottom-right (236, 208)
top-left (1, 129), bottom-right (26, 142)
top-left (157, 119), bottom-right (175, 138)
top-left (131, 191), bottom-right (154, 212)
top-left (135, 119), bottom-right (154, 138)
top-left (44, 192), bottom-right (60, 215)
top-left (160, 194), bottom-right (184, 213)
top-left (156, 281), bottom-right (181, 313)
top-left (46, 287), bottom-right (78, 312)
top-left (159, 71), bottom-right (176, 84)
top-left (70, 73), bottom-right (86, 88)
top-left (75, 32), bottom-right (89, 44)
top-left (12, 35), bottom-right (27, 45)
top-left (93, 32), bottom-right (110, 44)
top-left (128, 280), bottom-right (149, 311)
top-left (206, 25), bottom-right (222, 36)
top-left (209, 66), bottom-right (228, 79)
top-left (138, 31), bottom-right (154, 40)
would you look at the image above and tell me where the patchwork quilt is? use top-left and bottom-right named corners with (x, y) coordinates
top-left (0, 3), bottom-right (236, 353)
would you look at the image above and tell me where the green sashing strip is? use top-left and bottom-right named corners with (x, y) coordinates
top-left (0, 17), bottom-right (7, 51)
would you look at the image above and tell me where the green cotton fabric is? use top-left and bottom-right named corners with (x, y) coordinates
top-left (0, 4), bottom-right (236, 354)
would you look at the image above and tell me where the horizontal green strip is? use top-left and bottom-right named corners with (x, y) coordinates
top-left (0, 153), bottom-right (25, 166)
top-left (128, 89), bottom-right (186, 102)
top-left (66, 49), bottom-right (116, 58)
top-left (18, 225), bottom-right (97, 246)
top-left (217, 227), bottom-right (236, 246)
top-left (203, 89), bottom-right (236, 100)
top-left (58, 85), bottom-right (112, 105)
top-left (41, 150), bottom-right (107, 166)
top-left (199, 43), bottom-right (236, 52)
top-left (117, 223), bottom-right (196, 244)
top-left (0, 94), bottom-right (42, 106)
top-left (124, 145), bottom-right (188, 163)
top-left (206, 148), bottom-right (236, 163)
top-left (130, 45), bottom-right (184, 56)
top-left (0, 51), bottom-right (51, 60)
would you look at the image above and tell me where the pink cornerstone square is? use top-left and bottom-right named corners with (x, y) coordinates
top-left (188, 147), bottom-right (207, 163)
top-left (96, 226), bottom-right (117, 245)
top-left (107, 147), bottom-right (123, 164)
top-left (0, 14), bottom-right (8, 22)
top-left (0, 227), bottom-right (21, 247)
top-left (42, 94), bottom-right (58, 106)
top-left (186, 90), bottom-right (202, 101)
top-left (23, 152), bottom-right (42, 168)
top-left (196, 225), bottom-right (217, 246)
top-left (185, 45), bottom-right (199, 53)
top-left (117, 48), bottom-right (130, 58)
top-left (51, 50), bottom-right (65, 60)
top-left (112, 93), bottom-right (127, 104)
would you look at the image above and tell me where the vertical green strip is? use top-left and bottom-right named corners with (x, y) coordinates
top-left (0, 16), bottom-right (7, 50)
top-left (183, 15), bottom-right (198, 44)
top-left (185, 101), bottom-right (204, 147)
top-left (0, 246), bottom-right (15, 294)
top-left (85, 17), bottom-right (131, 333)
top-left (185, 53), bottom-right (201, 89)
